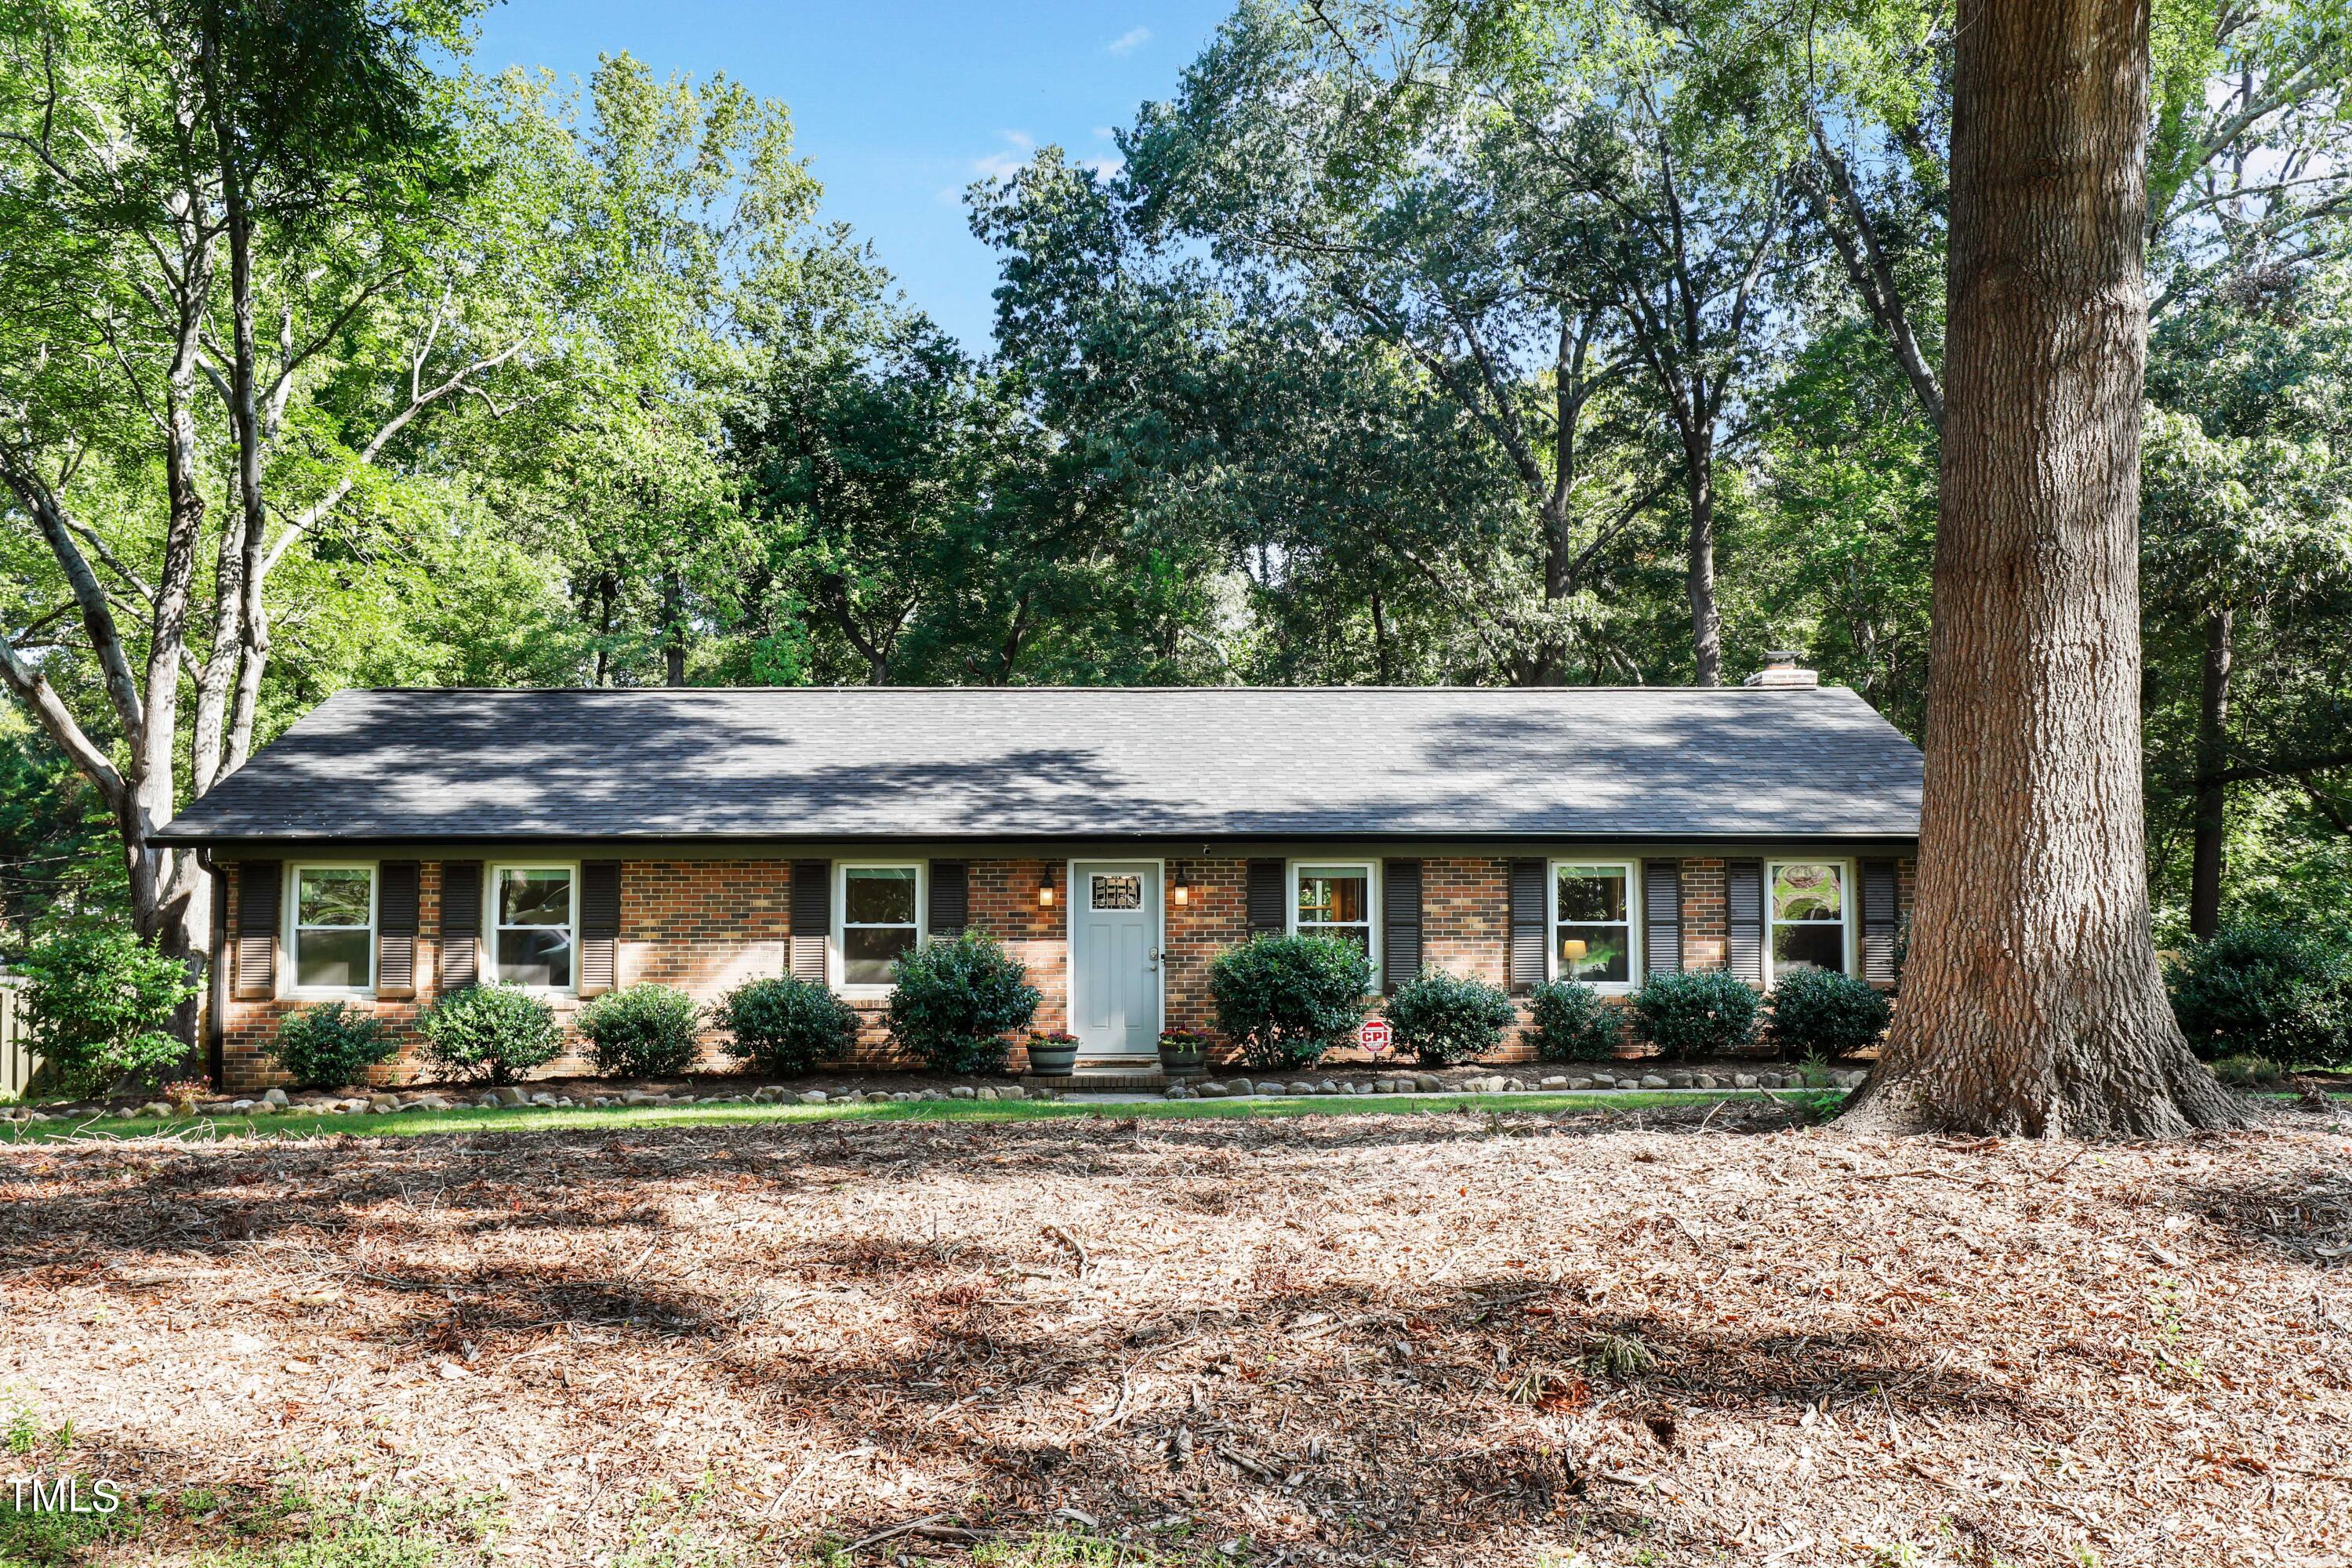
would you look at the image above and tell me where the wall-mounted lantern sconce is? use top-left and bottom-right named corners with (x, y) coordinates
top-left (1039, 865), bottom-right (1057, 908)
top-left (1171, 867), bottom-right (1192, 907)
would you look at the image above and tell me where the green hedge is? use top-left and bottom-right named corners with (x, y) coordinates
top-left (886, 929), bottom-right (1040, 1074)
top-left (1762, 969), bottom-right (1890, 1060)
top-left (714, 975), bottom-right (862, 1077)
top-left (417, 985), bottom-right (561, 1085)
top-left (2166, 926), bottom-right (2352, 1067)
top-left (576, 984), bottom-right (702, 1078)
top-left (1385, 970), bottom-right (1516, 1065)
top-left (1208, 934), bottom-right (1372, 1070)
top-left (1526, 979), bottom-right (1623, 1062)
top-left (274, 1000), bottom-right (396, 1089)
top-left (1629, 971), bottom-right (1760, 1057)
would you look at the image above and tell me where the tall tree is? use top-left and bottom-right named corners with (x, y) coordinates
top-left (0, 0), bottom-right (514, 1034)
top-left (1848, 0), bottom-right (2237, 1136)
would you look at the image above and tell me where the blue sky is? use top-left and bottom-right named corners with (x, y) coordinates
top-left (471, 1), bottom-right (1236, 350)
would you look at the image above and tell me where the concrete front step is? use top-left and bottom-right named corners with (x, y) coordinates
top-left (1022, 1067), bottom-right (1192, 1092)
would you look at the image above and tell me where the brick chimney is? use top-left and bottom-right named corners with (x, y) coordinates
top-left (1743, 649), bottom-right (1819, 688)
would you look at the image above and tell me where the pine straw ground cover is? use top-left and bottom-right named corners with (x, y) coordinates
top-left (0, 1097), bottom-right (2347, 1567)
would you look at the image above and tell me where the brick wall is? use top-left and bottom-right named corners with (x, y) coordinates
top-left (216, 851), bottom-right (1916, 1090)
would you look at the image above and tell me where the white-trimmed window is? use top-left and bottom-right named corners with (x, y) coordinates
top-left (1551, 861), bottom-right (1638, 989)
top-left (491, 864), bottom-right (577, 989)
top-left (289, 864), bottom-right (375, 993)
top-left (1767, 861), bottom-right (1850, 978)
top-left (837, 863), bottom-right (924, 992)
top-left (1291, 862), bottom-right (1376, 959)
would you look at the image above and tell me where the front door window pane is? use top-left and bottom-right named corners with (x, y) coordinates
top-left (844, 867), bottom-right (919, 985)
top-left (1555, 865), bottom-right (1631, 983)
top-left (295, 867), bottom-right (372, 989)
top-left (1770, 862), bottom-right (1846, 975)
top-left (496, 868), bottom-right (573, 987)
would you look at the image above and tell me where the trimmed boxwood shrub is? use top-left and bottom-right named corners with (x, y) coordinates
top-left (576, 984), bottom-right (702, 1079)
top-left (715, 975), bottom-right (861, 1077)
top-left (1762, 968), bottom-right (1891, 1061)
top-left (1629, 970), bottom-right (1760, 1057)
top-left (273, 1000), bottom-right (396, 1090)
top-left (1527, 978), bottom-right (1623, 1062)
top-left (1208, 933), bottom-right (1372, 1070)
top-left (2166, 925), bottom-right (2352, 1066)
top-left (1386, 970), bottom-right (1516, 1065)
top-left (417, 985), bottom-right (561, 1085)
top-left (886, 928), bottom-right (1041, 1074)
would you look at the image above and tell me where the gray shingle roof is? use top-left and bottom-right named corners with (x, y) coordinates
top-left (153, 686), bottom-right (1923, 845)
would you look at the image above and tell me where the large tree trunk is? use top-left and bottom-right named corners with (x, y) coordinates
top-left (2188, 605), bottom-right (2232, 940)
top-left (1845, 0), bottom-right (2236, 1138)
top-left (1684, 434), bottom-right (1722, 687)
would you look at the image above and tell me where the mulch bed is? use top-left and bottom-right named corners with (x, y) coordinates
top-left (1, 1095), bottom-right (2346, 1565)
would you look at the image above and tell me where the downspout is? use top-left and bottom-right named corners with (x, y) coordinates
top-left (199, 848), bottom-right (227, 1087)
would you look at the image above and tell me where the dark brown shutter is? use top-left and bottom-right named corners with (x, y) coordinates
top-left (1643, 858), bottom-right (1682, 977)
top-left (789, 858), bottom-right (830, 985)
top-left (579, 861), bottom-right (621, 996)
top-left (928, 859), bottom-right (969, 938)
top-left (1861, 858), bottom-right (1900, 985)
top-left (440, 861), bottom-right (482, 991)
top-left (1246, 858), bottom-right (1286, 936)
top-left (1381, 859), bottom-right (1421, 994)
top-left (1726, 859), bottom-right (1765, 985)
top-left (376, 862), bottom-right (419, 1000)
top-left (234, 860), bottom-right (281, 1001)
top-left (1507, 857), bottom-right (1546, 992)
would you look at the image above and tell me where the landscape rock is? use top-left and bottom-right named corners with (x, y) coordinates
top-left (262, 1088), bottom-right (290, 1108)
top-left (1641, 1074), bottom-right (1671, 1089)
top-left (1414, 1073), bottom-right (1443, 1091)
top-left (951, 1086), bottom-right (975, 1100)
top-left (1197, 1082), bottom-right (1228, 1098)
top-left (797, 1091), bottom-right (828, 1105)
top-left (1733, 1073), bottom-right (1758, 1089)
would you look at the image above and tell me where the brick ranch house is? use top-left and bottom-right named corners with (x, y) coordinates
top-left (153, 678), bottom-right (1924, 1092)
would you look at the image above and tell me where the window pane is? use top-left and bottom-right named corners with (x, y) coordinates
top-left (1300, 924), bottom-right (1370, 955)
top-left (844, 925), bottom-right (916, 985)
top-left (1297, 869), bottom-right (1367, 925)
top-left (844, 867), bottom-right (916, 925)
top-left (1773, 862), bottom-right (1842, 923)
top-left (1773, 923), bottom-right (1846, 975)
top-left (1557, 926), bottom-right (1630, 983)
top-left (296, 927), bottom-right (369, 989)
top-left (1556, 866), bottom-right (1628, 923)
top-left (1090, 873), bottom-right (1142, 910)
top-left (498, 927), bottom-right (572, 988)
top-left (298, 868), bottom-right (371, 927)
top-left (500, 869), bottom-right (572, 927)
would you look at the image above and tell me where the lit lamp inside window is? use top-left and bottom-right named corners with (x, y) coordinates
top-left (1560, 938), bottom-right (1588, 975)
top-left (1038, 866), bottom-right (1056, 908)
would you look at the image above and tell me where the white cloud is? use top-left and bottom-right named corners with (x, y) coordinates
top-left (1106, 26), bottom-right (1151, 56)
top-left (971, 130), bottom-right (1037, 183)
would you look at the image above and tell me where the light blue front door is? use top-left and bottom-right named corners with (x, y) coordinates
top-left (1071, 862), bottom-right (1161, 1058)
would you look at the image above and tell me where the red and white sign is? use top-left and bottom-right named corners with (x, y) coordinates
top-left (1359, 1018), bottom-right (1392, 1055)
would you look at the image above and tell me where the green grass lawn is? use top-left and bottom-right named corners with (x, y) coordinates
top-left (0, 1086), bottom-right (1849, 1144)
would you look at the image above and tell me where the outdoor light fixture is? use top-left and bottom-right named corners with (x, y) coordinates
top-left (1038, 866), bottom-right (1056, 908)
top-left (1172, 868), bottom-right (1192, 906)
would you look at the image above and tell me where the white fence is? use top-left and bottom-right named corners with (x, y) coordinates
top-left (0, 982), bottom-right (31, 1099)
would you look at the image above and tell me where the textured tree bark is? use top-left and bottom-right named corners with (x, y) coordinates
top-left (1846, 0), bottom-right (2238, 1137)
top-left (1684, 434), bottom-right (1722, 687)
top-left (2188, 606), bottom-right (2232, 940)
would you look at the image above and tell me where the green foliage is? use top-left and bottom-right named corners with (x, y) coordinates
top-left (2209, 1053), bottom-right (2286, 1089)
top-left (1527, 979), bottom-right (1624, 1062)
top-left (2165, 926), bottom-right (2352, 1067)
top-left (575, 985), bottom-right (702, 1079)
top-left (272, 1001), bottom-right (396, 1091)
top-left (713, 975), bottom-right (859, 1078)
top-left (416, 985), bottom-right (561, 1085)
top-left (17, 922), bottom-right (199, 1093)
top-left (1384, 970), bottom-right (1517, 1066)
top-left (885, 930), bottom-right (1041, 1075)
top-left (1629, 971), bottom-right (1761, 1058)
top-left (1762, 968), bottom-right (1892, 1060)
top-left (1207, 934), bottom-right (1372, 1071)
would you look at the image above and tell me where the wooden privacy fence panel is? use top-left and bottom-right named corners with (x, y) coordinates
top-left (0, 983), bottom-right (33, 1100)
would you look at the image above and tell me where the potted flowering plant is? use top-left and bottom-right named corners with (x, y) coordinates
top-left (1025, 1030), bottom-right (1081, 1076)
top-left (1157, 1027), bottom-right (1210, 1076)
